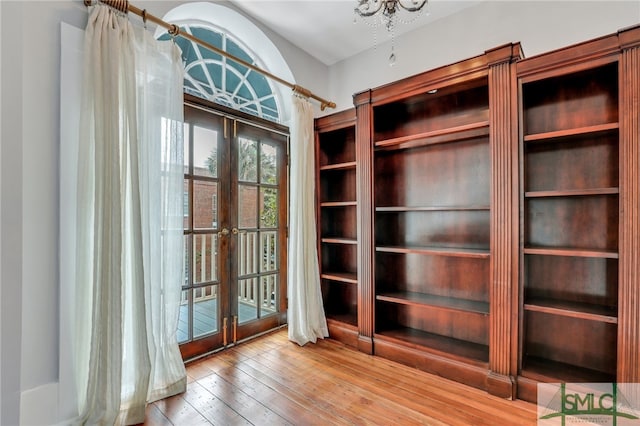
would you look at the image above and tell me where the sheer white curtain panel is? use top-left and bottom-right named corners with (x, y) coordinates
top-left (74, 5), bottom-right (186, 425)
top-left (287, 93), bottom-right (329, 346)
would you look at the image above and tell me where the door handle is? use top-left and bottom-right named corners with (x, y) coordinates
top-left (232, 227), bottom-right (247, 235)
top-left (218, 228), bottom-right (230, 237)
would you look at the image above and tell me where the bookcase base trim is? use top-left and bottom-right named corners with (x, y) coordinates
top-left (326, 320), bottom-right (359, 349)
top-left (357, 335), bottom-right (374, 355)
top-left (515, 376), bottom-right (538, 404)
top-left (374, 338), bottom-right (489, 392)
top-left (486, 371), bottom-right (515, 399)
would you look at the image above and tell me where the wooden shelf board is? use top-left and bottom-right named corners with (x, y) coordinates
top-left (377, 291), bottom-right (489, 315)
top-left (374, 121), bottom-right (490, 150)
top-left (376, 245), bottom-right (490, 259)
top-left (524, 247), bottom-right (618, 259)
top-left (376, 205), bottom-right (490, 212)
top-left (325, 313), bottom-right (358, 327)
top-left (521, 356), bottom-right (615, 383)
top-left (321, 201), bottom-right (357, 207)
top-left (524, 298), bottom-right (618, 324)
top-left (321, 238), bottom-right (358, 245)
top-left (321, 272), bottom-right (358, 284)
top-left (375, 328), bottom-right (489, 366)
top-left (326, 317), bottom-right (358, 330)
top-left (319, 161), bottom-right (356, 171)
top-left (523, 122), bottom-right (619, 142)
top-left (525, 187), bottom-right (619, 198)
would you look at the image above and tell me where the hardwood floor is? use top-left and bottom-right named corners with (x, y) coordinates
top-left (143, 328), bottom-right (537, 425)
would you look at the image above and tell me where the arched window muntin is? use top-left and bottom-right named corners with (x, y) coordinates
top-left (160, 19), bottom-right (283, 123)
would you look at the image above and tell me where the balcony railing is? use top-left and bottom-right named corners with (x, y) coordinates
top-left (178, 230), bottom-right (279, 342)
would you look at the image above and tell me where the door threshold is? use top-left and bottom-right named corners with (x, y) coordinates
top-left (184, 323), bottom-right (288, 365)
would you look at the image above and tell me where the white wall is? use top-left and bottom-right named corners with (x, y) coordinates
top-left (0, 1), bottom-right (3, 422)
top-left (326, 0), bottom-right (640, 112)
top-left (1, 2), bottom-right (24, 424)
top-left (0, 0), bottom-right (4, 422)
top-left (0, 2), bottom-right (88, 424)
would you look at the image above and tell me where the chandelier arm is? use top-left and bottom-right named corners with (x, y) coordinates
top-left (354, 0), bottom-right (428, 65)
top-left (354, 0), bottom-right (385, 17)
top-left (396, 0), bottom-right (428, 13)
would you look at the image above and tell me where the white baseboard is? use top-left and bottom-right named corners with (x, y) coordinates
top-left (20, 383), bottom-right (59, 426)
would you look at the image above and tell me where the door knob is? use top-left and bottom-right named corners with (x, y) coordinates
top-left (218, 228), bottom-right (230, 237)
top-left (232, 227), bottom-right (247, 235)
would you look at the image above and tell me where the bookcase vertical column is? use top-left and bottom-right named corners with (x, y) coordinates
top-left (486, 44), bottom-right (521, 399)
top-left (618, 26), bottom-right (640, 384)
top-left (354, 90), bottom-right (374, 354)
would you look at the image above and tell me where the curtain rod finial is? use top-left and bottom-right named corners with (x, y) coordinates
top-left (321, 102), bottom-right (336, 111)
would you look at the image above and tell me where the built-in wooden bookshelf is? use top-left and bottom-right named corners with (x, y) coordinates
top-left (373, 108), bottom-right (492, 366)
top-left (353, 44), bottom-right (522, 395)
top-left (314, 25), bottom-right (640, 404)
top-left (515, 36), bottom-right (632, 403)
top-left (315, 109), bottom-right (359, 347)
top-left (520, 64), bottom-right (619, 368)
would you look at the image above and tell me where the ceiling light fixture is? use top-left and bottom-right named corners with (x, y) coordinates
top-left (354, 0), bottom-right (429, 66)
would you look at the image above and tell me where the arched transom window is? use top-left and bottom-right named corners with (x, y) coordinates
top-left (161, 25), bottom-right (280, 122)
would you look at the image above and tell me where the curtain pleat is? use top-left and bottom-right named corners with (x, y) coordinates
top-left (75, 5), bottom-right (186, 425)
top-left (287, 94), bottom-right (329, 346)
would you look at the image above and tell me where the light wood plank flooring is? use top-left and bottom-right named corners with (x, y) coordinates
top-left (143, 329), bottom-right (537, 425)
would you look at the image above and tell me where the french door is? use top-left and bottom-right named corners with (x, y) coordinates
top-left (179, 102), bottom-right (288, 360)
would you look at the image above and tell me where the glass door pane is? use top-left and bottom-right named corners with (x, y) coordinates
top-left (180, 105), bottom-right (229, 360)
top-left (232, 122), bottom-right (288, 341)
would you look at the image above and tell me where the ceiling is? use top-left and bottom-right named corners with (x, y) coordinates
top-left (229, 0), bottom-right (485, 66)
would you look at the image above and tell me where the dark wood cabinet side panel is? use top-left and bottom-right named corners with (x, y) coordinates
top-left (524, 256), bottom-right (618, 307)
top-left (525, 132), bottom-right (619, 192)
top-left (375, 137), bottom-right (490, 207)
top-left (523, 311), bottom-right (617, 375)
top-left (525, 196), bottom-right (619, 251)
top-left (375, 252), bottom-right (489, 302)
top-left (522, 63), bottom-right (618, 135)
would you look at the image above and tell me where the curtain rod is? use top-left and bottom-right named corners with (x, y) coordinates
top-left (83, 0), bottom-right (336, 111)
